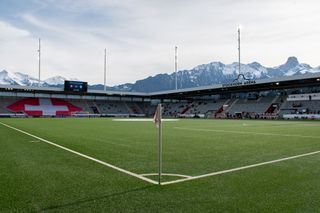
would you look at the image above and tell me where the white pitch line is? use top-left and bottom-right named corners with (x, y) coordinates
top-left (0, 122), bottom-right (158, 185)
top-left (174, 127), bottom-right (320, 139)
top-left (113, 119), bottom-right (179, 122)
top-left (161, 150), bottom-right (320, 185)
top-left (140, 173), bottom-right (192, 178)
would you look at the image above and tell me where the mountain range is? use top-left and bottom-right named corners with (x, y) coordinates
top-left (0, 71), bottom-right (75, 87)
top-left (1, 57), bottom-right (319, 92)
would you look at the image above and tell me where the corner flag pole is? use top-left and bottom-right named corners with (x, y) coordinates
top-left (158, 103), bottom-right (163, 185)
top-left (153, 103), bottom-right (163, 185)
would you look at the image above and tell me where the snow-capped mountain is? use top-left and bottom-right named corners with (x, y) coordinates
top-left (118, 56), bottom-right (320, 92)
top-left (1, 57), bottom-right (320, 92)
top-left (0, 70), bottom-right (41, 86)
top-left (0, 70), bottom-right (75, 87)
top-left (44, 76), bottom-right (67, 85)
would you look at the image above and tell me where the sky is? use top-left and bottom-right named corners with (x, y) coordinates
top-left (0, 0), bottom-right (320, 86)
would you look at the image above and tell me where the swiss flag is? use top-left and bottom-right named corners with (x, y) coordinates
top-left (7, 98), bottom-right (82, 116)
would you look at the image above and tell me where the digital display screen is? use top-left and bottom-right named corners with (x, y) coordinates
top-left (64, 81), bottom-right (88, 93)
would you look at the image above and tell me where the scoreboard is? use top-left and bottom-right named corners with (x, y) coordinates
top-left (64, 81), bottom-right (88, 93)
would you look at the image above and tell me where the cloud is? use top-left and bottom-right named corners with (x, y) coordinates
top-left (0, 21), bottom-right (30, 40)
top-left (1, 0), bottom-right (320, 85)
top-left (0, 20), bottom-right (38, 78)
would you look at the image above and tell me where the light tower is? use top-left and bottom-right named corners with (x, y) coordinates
top-left (38, 38), bottom-right (41, 86)
top-left (237, 26), bottom-right (241, 76)
top-left (104, 48), bottom-right (107, 92)
top-left (175, 46), bottom-right (178, 90)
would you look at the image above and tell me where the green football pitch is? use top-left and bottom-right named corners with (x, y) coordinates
top-left (1, 118), bottom-right (320, 212)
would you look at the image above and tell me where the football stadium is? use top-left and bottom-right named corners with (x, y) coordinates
top-left (1, 72), bottom-right (320, 212)
top-left (2, 1), bottom-right (320, 212)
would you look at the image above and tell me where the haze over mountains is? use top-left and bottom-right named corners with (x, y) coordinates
top-left (1, 57), bottom-right (319, 93)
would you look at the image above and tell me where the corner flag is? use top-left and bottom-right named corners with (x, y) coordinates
top-left (153, 104), bottom-right (162, 185)
top-left (153, 104), bottom-right (162, 128)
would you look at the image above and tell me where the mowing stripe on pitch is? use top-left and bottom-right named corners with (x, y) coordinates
top-left (29, 140), bottom-right (40, 143)
top-left (161, 150), bottom-right (320, 185)
top-left (0, 122), bottom-right (158, 185)
top-left (174, 127), bottom-right (320, 139)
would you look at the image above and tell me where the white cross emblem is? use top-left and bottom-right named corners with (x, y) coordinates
top-left (25, 99), bottom-right (69, 116)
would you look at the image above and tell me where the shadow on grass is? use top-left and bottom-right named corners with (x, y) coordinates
top-left (41, 185), bottom-right (156, 211)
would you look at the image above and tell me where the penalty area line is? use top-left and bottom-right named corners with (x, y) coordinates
top-left (161, 150), bottom-right (320, 185)
top-left (174, 127), bottom-right (320, 139)
top-left (0, 122), bottom-right (158, 185)
top-left (140, 173), bottom-right (192, 178)
top-left (113, 118), bottom-right (180, 122)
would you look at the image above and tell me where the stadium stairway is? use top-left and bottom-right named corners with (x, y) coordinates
top-left (224, 99), bottom-right (238, 113)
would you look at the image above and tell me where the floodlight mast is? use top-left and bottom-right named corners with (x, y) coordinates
top-left (38, 38), bottom-right (41, 87)
top-left (175, 46), bottom-right (178, 90)
top-left (104, 48), bottom-right (107, 92)
top-left (238, 27), bottom-right (241, 75)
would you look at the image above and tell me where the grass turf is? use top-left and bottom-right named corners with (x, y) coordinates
top-left (0, 118), bottom-right (320, 212)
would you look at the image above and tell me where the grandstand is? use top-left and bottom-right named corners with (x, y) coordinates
top-left (0, 97), bottom-right (18, 113)
top-left (227, 96), bottom-right (275, 114)
top-left (1, 73), bottom-right (320, 119)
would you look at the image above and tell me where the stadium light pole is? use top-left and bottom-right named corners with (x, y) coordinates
top-left (238, 26), bottom-right (241, 76)
top-left (104, 48), bottom-right (107, 92)
top-left (38, 38), bottom-right (41, 87)
top-left (175, 46), bottom-right (178, 90)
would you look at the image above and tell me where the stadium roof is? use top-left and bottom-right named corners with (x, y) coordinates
top-left (0, 84), bottom-right (147, 97)
top-left (149, 72), bottom-right (320, 99)
top-left (1, 73), bottom-right (320, 100)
